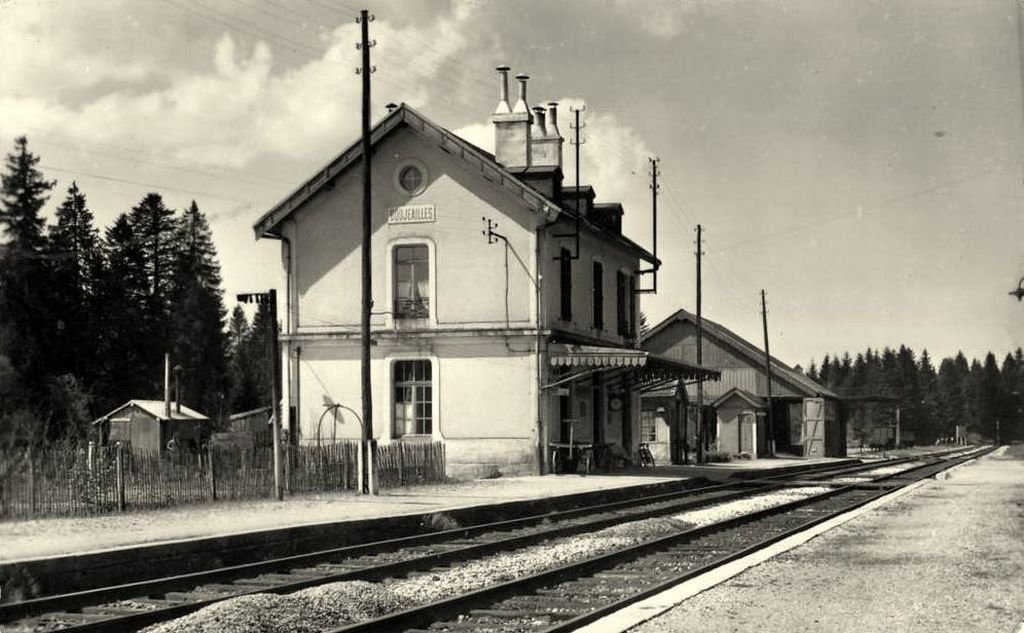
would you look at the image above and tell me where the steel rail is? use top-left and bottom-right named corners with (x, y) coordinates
top-left (0, 475), bottom-right (809, 631)
top-left (326, 447), bottom-right (992, 633)
top-left (2, 453), bottom-right (970, 632)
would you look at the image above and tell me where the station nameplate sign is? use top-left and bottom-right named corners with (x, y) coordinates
top-left (388, 204), bottom-right (435, 225)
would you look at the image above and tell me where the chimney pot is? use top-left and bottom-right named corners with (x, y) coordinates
top-left (531, 106), bottom-right (547, 139)
top-left (546, 101), bottom-right (561, 139)
top-left (494, 65), bottom-right (511, 115)
top-left (513, 74), bottom-right (530, 114)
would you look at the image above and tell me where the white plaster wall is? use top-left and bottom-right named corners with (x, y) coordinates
top-left (284, 127), bottom-right (539, 333)
top-left (293, 336), bottom-right (539, 475)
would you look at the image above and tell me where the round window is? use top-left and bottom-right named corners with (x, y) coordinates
top-left (398, 165), bottom-right (424, 194)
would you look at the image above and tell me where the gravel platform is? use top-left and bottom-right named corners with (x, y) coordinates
top-left (630, 445), bottom-right (1024, 633)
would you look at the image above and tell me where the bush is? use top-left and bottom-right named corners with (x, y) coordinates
top-left (705, 450), bottom-right (732, 463)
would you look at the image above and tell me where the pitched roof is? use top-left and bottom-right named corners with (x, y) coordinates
top-left (92, 399), bottom-right (210, 425)
top-left (642, 308), bottom-right (838, 399)
top-left (712, 387), bottom-right (766, 409)
top-left (229, 406), bottom-right (272, 421)
top-left (252, 104), bottom-right (658, 265)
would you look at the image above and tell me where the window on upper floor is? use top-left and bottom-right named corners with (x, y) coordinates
top-left (393, 360), bottom-right (432, 437)
top-left (560, 248), bottom-right (572, 321)
top-left (394, 244), bottom-right (429, 319)
top-left (629, 274), bottom-right (637, 339)
top-left (592, 261), bottom-right (604, 331)
top-left (616, 271), bottom-right (627, 336)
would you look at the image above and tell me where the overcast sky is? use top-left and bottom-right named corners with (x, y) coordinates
top-left (3, 0), bottom-right (1024, 368)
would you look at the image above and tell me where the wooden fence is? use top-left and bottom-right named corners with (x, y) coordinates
top-left (0, 440), bottom-right (446, 521)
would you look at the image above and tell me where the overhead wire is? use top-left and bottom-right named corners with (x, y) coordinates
top-left (39, 163), bottom-right (257, 206)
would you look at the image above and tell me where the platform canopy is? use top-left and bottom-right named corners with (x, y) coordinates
top-left (546, 344), bottom-right (720, 394)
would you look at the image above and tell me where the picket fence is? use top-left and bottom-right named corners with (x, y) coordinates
top-left (0, 440), bottom-right (446, 520)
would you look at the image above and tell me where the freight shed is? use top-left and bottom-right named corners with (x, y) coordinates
top-left (642, 309), bottom-right (846, 458)
top-left (93, 399), bottom-right (211, 453)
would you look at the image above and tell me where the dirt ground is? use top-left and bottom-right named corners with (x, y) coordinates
top-left (631, 445), bottom-right (1024, 633)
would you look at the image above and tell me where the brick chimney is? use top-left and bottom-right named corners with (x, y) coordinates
top-left (493, 67), bottom-right (532, 169)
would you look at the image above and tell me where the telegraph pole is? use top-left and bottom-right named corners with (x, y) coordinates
top-left (695, 225), bottom-right (704, 463)
top-left (761, 289), bottom-right (775, 457)
top-left (570, 105), bottom-right (585, 217)
top-left (269, 288), bottom-right (283, 497)
top-left (357, 9), bottom-right (375, 494)
top-left (237, 291), bottom-right (283, 500)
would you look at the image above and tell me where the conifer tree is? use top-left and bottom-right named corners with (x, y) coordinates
top-left (128, 193), bottom-right (177, 312)
top-left (918, 349), bottom-right (939, 437)
top-left (169, 201), bottom-right (229, 420)
top-left (231, 301), bottom-right (274, 414)
top-left (94, 213), bottom-right (154, 409)
top-left (0, 136), bottom-right (55, 444)
top-left (126, 193), bottom-right (178, 393)
top-left (47, 182), bottom-right (102, 381)
top-left (0, 137), bottom-right (54, 253)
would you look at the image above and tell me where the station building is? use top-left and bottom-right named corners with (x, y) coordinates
top-left (642, 309), bottom-right (845, 459)
top-left (253, 69), bottom-right (718, 478)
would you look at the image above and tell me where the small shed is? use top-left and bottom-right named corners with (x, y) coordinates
top-left (713, 388), bottom-right (768, 457)
top-left (228, 406), bottom-right (273, 446)
top-left (93, 399), bottom-right (211, 453)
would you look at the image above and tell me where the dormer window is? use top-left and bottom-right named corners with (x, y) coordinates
top-left (394, 244), bottom-right (430, 319)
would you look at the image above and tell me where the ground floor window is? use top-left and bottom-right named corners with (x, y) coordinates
top-left (639, 409), bottom-right (658, 443)
top-left (393, 360), bottom-right (432, 437)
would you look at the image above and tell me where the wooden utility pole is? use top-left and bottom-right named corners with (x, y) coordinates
top-left (358, 9), bottom-right (374, 494)
top-left (237, 290), bottom-right (283, 499)
top-left (268, 288), bottom-right (283, 499)
top-left (761, 289), bottom-right (775, 457)
top-left (695, 225), bottom-right (704, 463)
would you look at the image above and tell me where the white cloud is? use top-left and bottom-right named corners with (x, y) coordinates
top-left (0, 1), bottom-right (482, 169)
top-left (0, 0), bottom-right (163, 98)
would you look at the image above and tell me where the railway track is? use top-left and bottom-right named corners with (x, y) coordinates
top-left (329, 446), bottom-right (990, 633)
top-left (0, 448), bottom-right (982, 632)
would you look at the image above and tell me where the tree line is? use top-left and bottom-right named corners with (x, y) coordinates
top-left (0, 137), bottom-right (273, 448)
top-left (805, 346), bottom-right (1022, 444)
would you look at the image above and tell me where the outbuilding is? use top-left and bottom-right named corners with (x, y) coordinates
top-left (642, 309), bottom-right (845, 458)
top-left (93, 399), bottom-right (211, 453)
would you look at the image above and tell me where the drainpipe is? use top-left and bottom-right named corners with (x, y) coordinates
top-left (535, 224), bottom-right (545, 475)
top-left (282, 235), bottom-right (296, 445)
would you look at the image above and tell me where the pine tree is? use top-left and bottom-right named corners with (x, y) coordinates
top-left (999, 353), bottom-right (1021, 442)
top-left (128, 192), bottom-right (177, 312)
top-left (819, 355), bottom-right (833, 388)
top-left (0, 136), bottom-right (54, 253)
top-left (935, 357), bottom-right (962, 438)
top-left (232, 301), bottom-right (274, 414)
top-left (93, 213), bottom-right (154, 410)
top-left (918, 349), bottom-right (939, 440)
top-left (228, 305), bottom-right (249, 352)
top-left (0, 136), bottom-right (56, 444)
top-left (169, 201), bottom-right (229, 420)
top-left (979, 353), bottom-right (1003, 441)
top-left (47, 182), bottom-right (102, 381)
top-left (126, 193), bottom-right (178, 394)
